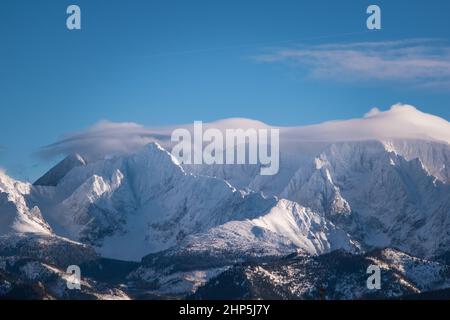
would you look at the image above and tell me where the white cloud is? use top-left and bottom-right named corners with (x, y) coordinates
top-left (37, 120), bottom-right (171, 161)
top-left (37, 118), bottom-right (271, 161)
top-left (282, 104), bottom-right (450, 143)
top-left (364, 107), bottom-right (381, 118)
top-left (38, 104), bottom-right (450, 163)
top-left (253, 39), bottom-right (450, 88)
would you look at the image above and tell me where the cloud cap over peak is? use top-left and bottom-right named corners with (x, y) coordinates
top-left (37, 120), bottom-right (169, 161)
top-left (283, 104), bottom-right (450, 143)
top-left (37, 104), bottom-right (450, 163)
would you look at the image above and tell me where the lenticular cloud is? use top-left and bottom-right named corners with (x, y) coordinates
top-left (37, 104), bottom-right (450, 162)
top-left (37, 120), bottom-right (170, 161)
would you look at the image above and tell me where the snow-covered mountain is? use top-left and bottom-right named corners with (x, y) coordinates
top-left (0, 170), bottom-right (51, 235)
top-left (27, 143), bottom-right (356, 261)
top-left (191, 248), bottom-right (450, 300)
top-left (34, 153), bottom-right (86, 187)
top-left (276, 140), bottom-right (450, 257)
top-left (1, 103), bottom-right (450, 299)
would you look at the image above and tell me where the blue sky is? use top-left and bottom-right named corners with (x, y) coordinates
top-left (1, 0), bottom-right (450, 180)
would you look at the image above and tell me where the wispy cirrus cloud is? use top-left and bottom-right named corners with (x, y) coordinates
top-left (253, 39), bottom-right (450, 88)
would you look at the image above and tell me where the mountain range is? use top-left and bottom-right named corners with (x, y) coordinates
top-left (1, 104), bottom-right (449, 299)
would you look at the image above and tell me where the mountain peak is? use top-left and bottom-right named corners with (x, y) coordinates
top-left (34, 153), bottom-right (87, 187)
